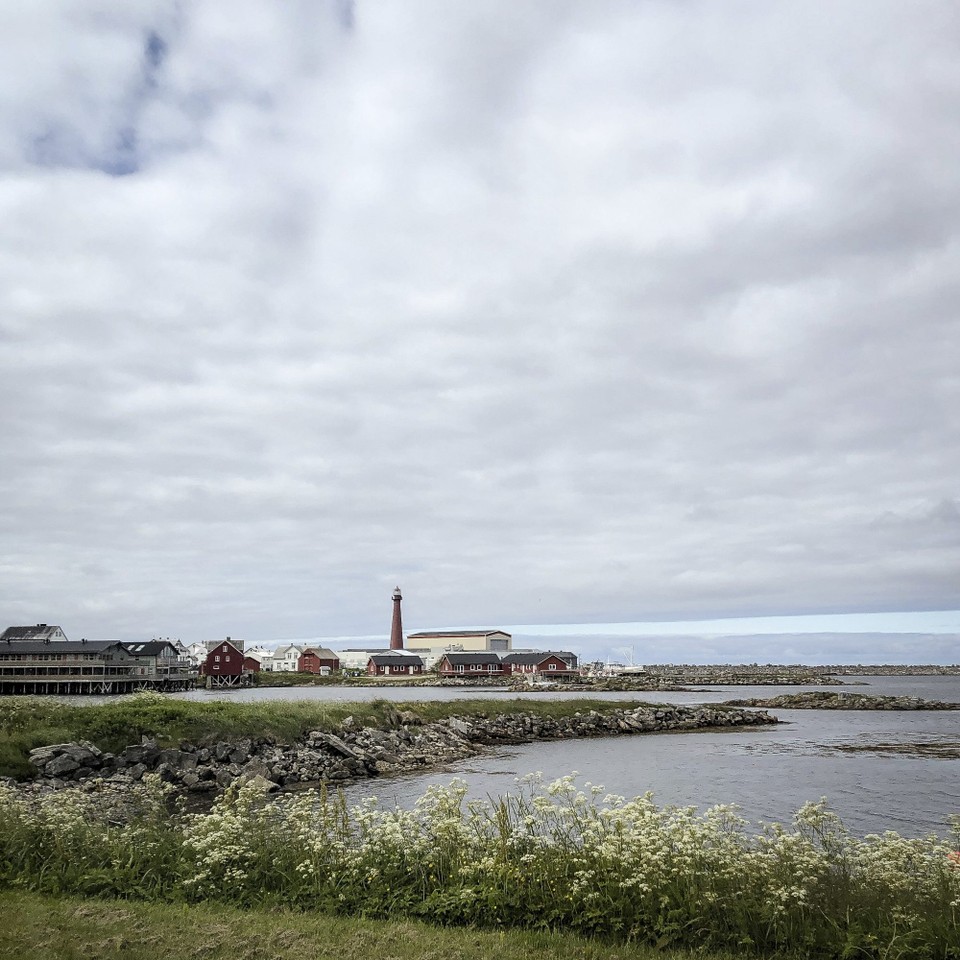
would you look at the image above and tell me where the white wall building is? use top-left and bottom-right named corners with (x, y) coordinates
top-left (406, 630), bottom-right (513, 659)
top-left (272, 644), bottom-right (304, 672)
top-left (242, 646), bottom-right (275, 670)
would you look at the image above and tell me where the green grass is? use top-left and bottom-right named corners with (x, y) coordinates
top-left (0, 694), bottom-right (658, 779)
top-left (252, 671), bottom-right (345, 687)
top-left (0, 889), bottom-right (783, 960)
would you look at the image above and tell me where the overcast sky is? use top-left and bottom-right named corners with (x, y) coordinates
top-left (1, 2), bottom-right (958, 655)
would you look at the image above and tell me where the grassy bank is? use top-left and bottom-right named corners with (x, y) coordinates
top-left (0, 693), bottom-right (656, 779)
top-left (252, 671), bottom-right (347, 687)
top-left (1, 775), bottom-right (958, 958)
top-left (251, 672), bottom-right (437, 687)
top-left (0, 890), bottom-right (751, 960)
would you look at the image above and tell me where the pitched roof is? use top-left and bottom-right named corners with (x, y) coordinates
top-left (122, 641), bottom-right (180, 656)
top-left (205, 639), bottom-right (244, 657)
top-left (0, 640), bottom-right (124, 655)
top-left (300, 647), bottom-right (340, 659)
top-left (273, 643), bottom-right (304, 656)
top-left (502, 651), bottom-right (578, 666)
top-left (407, 630), bottom-right (511, 639)
top-left (1, 625), bottom-right (66, 642)
top-left (438, 652), bottom-right (502, 665)
top-left (369, 653), bottom-right (424, 667)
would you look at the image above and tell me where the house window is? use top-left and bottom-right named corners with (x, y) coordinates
top-left (222, 645), bottom-right (228, 652)
top-left (457, 665), bottom-right (464, 673)
top-left (548, 663), bottom-right (557, 670)
top-left (214, 655), bottom-right (220, 662)
top-left (225, 656), bottom-right (231, 662)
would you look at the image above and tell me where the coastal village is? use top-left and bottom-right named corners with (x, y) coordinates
top-left (0, 586), bottom-right (579, 694)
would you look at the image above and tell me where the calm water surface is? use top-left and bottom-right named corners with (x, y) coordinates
top-left (80, 676), bottom-right (960, 837)
top-left (341, 706), bottom-right (960, 838)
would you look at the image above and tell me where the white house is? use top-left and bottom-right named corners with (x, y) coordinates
top-left (272, 644), bottom-right (305, 672)
top-left (186, 642), bottom-right (209, 667)
top-left (244, 646), bottom-right (276, 671)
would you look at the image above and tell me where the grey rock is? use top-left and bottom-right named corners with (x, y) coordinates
top-left (155, 763), bottom-right (177, 783)
top-left (311, 732), bottom-right (363, 760)
top-left (29, 744), bottom-right (67, 766)
top-left (123, 744), bottom-right (155, 766)
top-left (241, 758), bottom-right (272, 780)
top-left (44, 754), bottom-right (80, 777)
top-left (240, 773), bottom-right (279, 794)
top-left (446, 718), bottom-right (474, 737)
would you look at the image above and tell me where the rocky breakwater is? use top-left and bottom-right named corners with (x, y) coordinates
top-left (507, 678), bottom-right (698, 693)
top-left (721, 692), bottom-right (960, 710)
top-left (24, 704), bottom-right (777, 798)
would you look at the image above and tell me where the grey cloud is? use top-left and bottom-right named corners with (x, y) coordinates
top-left (0, 2), bottom-right (958, 643)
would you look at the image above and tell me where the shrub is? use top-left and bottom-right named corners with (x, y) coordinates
top-left (0, 775), bottom-right (957, 958)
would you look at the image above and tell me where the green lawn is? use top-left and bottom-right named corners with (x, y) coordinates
top-left (0, 890), bottom-right (768, 960)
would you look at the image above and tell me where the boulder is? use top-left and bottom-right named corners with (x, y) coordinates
top-left (239, 773), bottom-right (279, 794)
top-left (310, 732), bottom-right (364, 760)
top-left (44, 754), bottom-right (80, 777)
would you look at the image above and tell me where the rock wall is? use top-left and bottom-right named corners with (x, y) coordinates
top-left (721, 692), bottom-right (960, 710)
top-left (24, 704), bottom-right (777, 797)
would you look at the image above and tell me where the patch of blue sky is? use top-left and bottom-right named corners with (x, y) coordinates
top-left (27, 28), bottom-right (167, 177)
top-left (29, 121), bottom-right (140, 177)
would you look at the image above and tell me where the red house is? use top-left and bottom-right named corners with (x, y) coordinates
top-left (501, 651), bottom-right (579, 678)
top-left (366, 652), bottom-right (424, 676)
top-left (297, 647), bottom-right (341, 675)
top-left (436, 652), bottom-right (503, 678)
top-left (199, 638), bottom-right (248, 686)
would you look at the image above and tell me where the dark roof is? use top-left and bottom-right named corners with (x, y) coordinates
top-left (122, 641), bottom-right (179, 657)
top-left (369, 653), bottom-right (424, 667)
top-left (0, 640), bottom-right (124, 655)
top-left (438, 652), bottom-right (502, 665)
top-left (205, 639), bottom-right (244, 656)
top-left (1, 625), bottom-right (66, 642)
top-left (300, 647), bottom-right (340, 659)
top-left (502, 651), bottom-right (578, 666)
top-left (407, 630), bottom-right (511, 639)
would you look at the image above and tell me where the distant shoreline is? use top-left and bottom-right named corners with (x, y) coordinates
top-left (248, 663), bottom-right (960, 691)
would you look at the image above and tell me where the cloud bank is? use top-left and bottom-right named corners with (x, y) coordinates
top-left (1, 2), bottom-right (958, 646)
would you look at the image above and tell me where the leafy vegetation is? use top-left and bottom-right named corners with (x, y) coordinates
top-left (1, 774), bottom-right (958, 958)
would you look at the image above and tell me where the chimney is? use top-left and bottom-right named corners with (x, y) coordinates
top-left (389, 586), bottom-right (404, 650)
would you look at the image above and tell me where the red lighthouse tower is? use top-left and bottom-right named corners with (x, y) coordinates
top-left (389, 586), bottom-right (404, 649)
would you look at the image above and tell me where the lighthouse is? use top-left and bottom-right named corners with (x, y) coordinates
top-left (389, 586), bottom-right (404, 649)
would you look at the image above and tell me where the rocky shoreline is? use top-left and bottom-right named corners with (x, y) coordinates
top-left (19, 704), bottom-right (777, 800)
top-left (720, 692), bottom-right (960, 710)
top-left (503, 676), bottom-right (839, 693)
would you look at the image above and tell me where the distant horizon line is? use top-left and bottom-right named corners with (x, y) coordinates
top-left (253, 609), bottom-right (960, 648)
